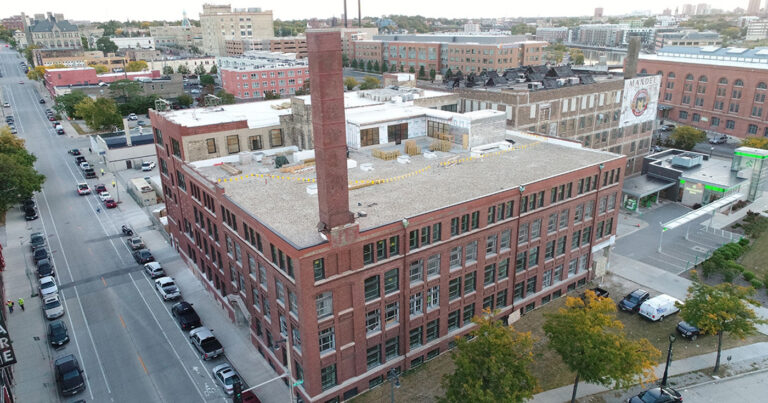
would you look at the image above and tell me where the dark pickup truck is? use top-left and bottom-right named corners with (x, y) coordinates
top-left (582, 287), bottom-right (609, 300)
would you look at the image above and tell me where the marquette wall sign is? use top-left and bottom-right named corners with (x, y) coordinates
top-left (620, 75), bottom-right (661, 128)
top-left (0, 317), bottom-right (17, 367)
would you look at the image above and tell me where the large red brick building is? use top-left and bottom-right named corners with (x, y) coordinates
top-left (638, 47), bottom-right (768, 139)
top-left (43, 67), bottom-right (160, 97)
top-left (218, 53), bottom-right (309, 100)
top-left (151, 31), bottom-right (625, 403)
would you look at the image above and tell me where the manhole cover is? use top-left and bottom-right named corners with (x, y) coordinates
top-left (692, 246), bottom-right (708, 253)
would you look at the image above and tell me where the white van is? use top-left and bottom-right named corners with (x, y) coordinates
top-left (638, 294), bottom-right (682, 322)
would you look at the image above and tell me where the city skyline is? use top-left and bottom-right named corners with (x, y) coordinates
top-left (1, 1), bottom-right (760, 25)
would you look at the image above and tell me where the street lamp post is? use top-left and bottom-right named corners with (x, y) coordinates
top-left (273, 338), bottom-right (294, 403)
top-left (387, 369), bottom-right (400, 403)
top-left (660, 333), bottom-right (676, 387)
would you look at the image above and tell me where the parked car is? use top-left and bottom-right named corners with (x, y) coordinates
top-left (171, 301), bottom-right (201, 331)
top-left (22, 198), bottom-right (36, 210)
top-left (48, 320), bottom-right (70, 348)
top-left (33, 247), bottom-right (48, 263)
top-left (104, 198), bottom-right (117, 209)
top-left (212, 363), bottom-right (242, 395)
top-left (660, 124), bottom-right (675, 131)
top-left (141, 161), bottom-right (156, 171)
top-left (639, 294), bottom-right (682, 322)
top-left (133, 248), bottom-right (154, 264)
top-left (79, 162), bottom-right (90, 171)
top-left (94, 183), bottom-right (107, 193)
top-left (676, 320), bottom-right (701, 340)
top-left (2, 102), bottom-right (9, 107)
top-left (74, 156), bottom-right (86, 165)
top-left (189, 327), bottom-right (224, 360)
top-left (83, 168), bottom-right (96, 179)
top-left (54, 354), bottom-right (86, 396)
top-left (30, 232), bottom-right (46, 251)
top-left (77, 183), bottom-right (91, 195)
top-left (128, 236), bottom-right (145, 250)
top-left (627, 386), bottom-right (682, 403)
top-left (619, 289), bottom-right (650, 313)
top-left (709, 134), bottom-right (728, 144)
top-left (39, 98), bottom-right (46, 104)
top-left (56, 127), bottom-right (65, 135)
top-left (155, 277), bottom-right (181, 301)
top-left (43, 294), bottom-right (65, 319)
top-left (24, 206), bottom-right (39, 220)
top-left (37, 259), bottom-right (55, 277)
top-left (39, 276), bottom-right (58, 298)
top-left (127, 113), bottom-right (137, 120)
top-left (68, 149), bottom-right (81, 156)
top-left (144, 262), bottom-right (165, 278)
top-left (98, 191), bottom-right (111, 201)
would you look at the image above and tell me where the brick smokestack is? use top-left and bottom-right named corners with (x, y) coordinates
top-left (307, 30), bottom-right (354, 232)
top-left (344, 0), bottom-right (348, 28)
top-left (624, 36), bottom-right (641, 79)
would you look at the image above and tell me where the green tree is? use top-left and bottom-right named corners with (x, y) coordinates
top-left (722, 27), bottom-right (742, 41)
top-left (382, 63), bottom-right (389, 73)
top-left (344, 77), bottom-right (358, 90)
top-left (399, 64), bottom-right (404, 72)
top-left (93, 64), bottom-right (110, 74)
top-left (373, 60), bottom-right (380, 73)
top-left (194, 64), bottom-right (207, 75)
top-left (341, 53), bottom-right (349, 67)
top-left (26, 66), bottom-right (47, 81)
top-left (209, 65), bottom-right (218, 75)
top-left (162, 65), bottom-right (174, 75)
top-left (350, 59), bottom-right (358, 69)
top-left (96, 36), bottom-right (118, 54)
top-left (200, 74), bottom-right (215, 87)
top-left (670, 126), bottom-right (707, 150)
top-left (23, 44), bottom-right (39, 66)
top-left (359, 76), bottom-right (380, 90)
top-left (54, 91), bottom-right (89, 118)
top-left (176, 94), bottom-right (194, 107)
top-left (98, 20), bottom-right (122, 36)
top-left (570, 49), bottom-right (585, 65)
top-left (679, 273), bottom-right (767, 373)
top-left (544, 291), bottom-right (660, 403)
top-left (75, 97), bottom-right (123, 131)
top-left (80, 36), bottom-right (89, 50)
top-left (418, 65), bottom-right (426, 79)
top-left (215, 90), bottom-right (236, 104)
top-left (643, 17), bottom-right (657, 28)
top-left (176, 64), bottom-right (190, 75)
top-left (109, 79), bottom-right (144, 101)
top-left (125, 60), bottom-right (148, 72)
top-left (263, 90), bottom-right (280, 100)
top-left (0, 128), bottom-right (46, 214)
top-left (440, 314), bottom-right (537, 403)
top-left (408, 66), bottom-right (415, 74)
top-left (366, 60), bottom-right (373, 72)
top-left (742, 137), bottom-right (768, 149)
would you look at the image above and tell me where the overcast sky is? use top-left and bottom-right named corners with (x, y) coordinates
top-left (5, 1), bottom-right (758, 23)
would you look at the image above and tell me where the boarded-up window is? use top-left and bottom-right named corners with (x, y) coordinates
top-left (206, 138), bottom-right (216, 154)
top-left (249, 135), bottom-right (263, 150)
top-left (270, 129), bottom-right (283, 147)
top-left (226, 135), bottom-right (240, 154)
top-left (360, 128), bottom-right (379, 147)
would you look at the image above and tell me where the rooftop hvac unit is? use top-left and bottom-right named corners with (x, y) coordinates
top-left (527, 82), bottom-right (543, 90)
top-left (670, 153), bottom-right (703, 168)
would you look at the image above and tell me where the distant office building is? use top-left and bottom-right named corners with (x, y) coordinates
top-left (595, 8), bottom-right (604, 18)
top-left (681, 4), bottom-right (696, 15)
top-left (655, 30), bottom-right (721, 50)
top-left (144, 57), bottom-right (217, 74)
top-left (33, 49), bottom-right (126, 71)
top-left (200, 4), bottom-right (274, 56)
top-left (748, 0), bottom-right (761, 15)
top-left (110, 37), bottom-right (155, 50)
top-left (25, 12), bottom-right (81, 51)
top-left (218, 52), bottom-right (308, 99)
top-left (536, 27), bottom-right (569, 43)
top-left (746, 20), bottom-right (768, 40)
top-left (1, 14), bottom-right (26, 32)
top-left (662, 8), bottom-right (673, 16)
top-left (225, 37), bottom-right (308, 58)
top-left (639, 46), bottom-right (768, 139)
top-left (575, 24), bottom-right (624, 47)
top-left (696, 3), bottom-right (711, 15)
top-left (151, 25), bottom-right (203, 50)
top-left (42, 67), bottom-right (162, 98)
top-left (464, 22), bottom-right (481, 32)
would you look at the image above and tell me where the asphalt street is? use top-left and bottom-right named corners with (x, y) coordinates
top-left (1, 46), bottom-right (231, 402)
top-left (683, 370), bottom-right (768, 402)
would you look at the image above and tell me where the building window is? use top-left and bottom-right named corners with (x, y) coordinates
top-left (366, 309), bottom-right (381, 333)
top-left (409, 259), bottom-right (423, 284)
top-left (425, 319), bottom-right (439, 342)
top-left (448, 277), bottom-right (462, 300)
top-left (426, 285), bottom-right (439, 310)
top-left (447, 310), bottom-right (460, 331)
top-left (313, 258), bottom-right (325, 281)
top-left (320, 364), bottom-right (337, 391)
top-left (483, 264), bottom-right (496, 285)
top-left (679, 111), bottom-right (688, 120)
top-left (226, 135), bottom-right (240, 154)
top-left (385, 336), bottom-right (400, 361)
top-left (364, 275), bottom-right (380, 301)
top-left (384, 268), bottom-right (399, 294)
top-left (526, 276), bottom-right (537, 295)
top-left (427, 254), bottom-right (441, 277)
top-left (316, 292), bottom-right (332, 319)
top-left (749, 124), bottom-right (759, 135)
top-left (410, 293), bottom-right (423, 316)
top-left (465, 241), bottom-right (477, 264)
top-left (449, 246), bottom-right (462, 269)
top-left (496, 290), bottom-right (508, 308)
top-left (360, 127), bottom-right (380, 147)
top-left (385, 302), bottom-right (399, 327)
top-left (485, 235), bottom-right (497, 256)
top-left (249, 135), bottom-right (263, 150)
top-left (464, 272), bottom-right (476, 294)
top-left (363, 243), bottom-right (374, 265)
top-left (530, 219), bottom-right (541, 240)
top-left (206, 138), bottom-right (217, 153)
top-left (528, 246), bottom-right (539, 268)
top-left (726, 120), bottom-right (736, 130)
top-left (319, 327), bottom-right (335, 353)
top-left (409, 326), bottom-right (423, 348)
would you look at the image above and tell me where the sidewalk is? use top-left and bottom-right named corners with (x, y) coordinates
top-left (532, 342), bottom-right (768, 402)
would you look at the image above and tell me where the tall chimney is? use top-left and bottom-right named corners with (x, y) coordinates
top-left (624, 36), bottom-right (641, 79)
top-left (358, 0), bottom-right (361, 27)
top-left (344, 0), bottom-right (348, 28)
top-left (307, 31), bottom-right (354, 232)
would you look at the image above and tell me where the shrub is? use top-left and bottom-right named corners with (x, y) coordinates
top-left (701, 260), bottom-right (717, 278)
top-left (743, 271), bottom-right (756, 282)
top-left (723, 270), bottom-right (736, 283)
top-left (750, 279), bottom-right (764, 289)
top-left (738, 237), bottom-right (750, 247)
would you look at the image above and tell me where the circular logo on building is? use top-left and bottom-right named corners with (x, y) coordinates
top-left (631, 89), bottom-right (649, 117)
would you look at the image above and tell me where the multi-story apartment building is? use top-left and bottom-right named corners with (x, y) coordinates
top-left (150, 24), bottom-right (203, 50)
top-left (353, 34), bottom-right (545, 76)
top-left (638, 46), bottom-right (768, 139)
top-left (535, 27), bottom-right (569, 43)
top-left (746, 20), bottom-right (768, 41)
top-left (200, 4), bottom-right (274, 56)
top-left (575, 24), bottom-right (625, 48)
top-left (144, 57), bottom-right (217, 75)
top-left (150, 31), bottom-right (625, 403)
top-left (1, 14), bottom-right (26, 32)
top-left (654, 30), bottom-right (721, 50)
top-left (430, 65), bottom-right (659, 176)
top-left (24, 12), bottom-right (81, 51)
top-left (32, 49), bottom-right (127, 70)
top-left (218, 52), bottom-right (308, 99)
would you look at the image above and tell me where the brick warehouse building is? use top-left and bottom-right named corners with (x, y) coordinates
top-left (638, 46), bottom-right (768, 139)
top-left (151, 31), bottom-right (625, 403)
